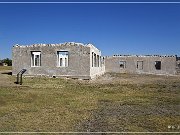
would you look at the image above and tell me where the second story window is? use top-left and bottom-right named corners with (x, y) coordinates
top-left (57, 51), bottom-right (69, 67)
top-left (31, 51), bottom-right (41, 67)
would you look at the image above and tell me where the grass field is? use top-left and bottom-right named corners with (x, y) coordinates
top-left (0, 66), bottom-right (179, 132)
top-left (0, 66), bottom-right (12, 71)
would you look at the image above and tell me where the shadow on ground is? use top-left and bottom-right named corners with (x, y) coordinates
top-left (1, 71), bottom-right (12, 75)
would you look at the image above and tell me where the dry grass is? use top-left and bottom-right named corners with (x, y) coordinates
top-left (0, 68), bottom-right (179, 132)
top-left (0, 66), bottom-right (12, 71)
top-left (0, 77), bottom-right (98, 132)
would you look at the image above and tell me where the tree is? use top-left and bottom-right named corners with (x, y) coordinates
top-left (2, 58), bottom-right (12, 66)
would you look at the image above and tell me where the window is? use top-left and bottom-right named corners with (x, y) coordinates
top-left (31, 51), bottom-right (41, 67)
top-left (155, 61), bottom-right (161, 70)
top-left (65, 58), bottom-right (68, 67)
top-left (137, 61), bottom-right (143, 70)
top-left (60, 58), bottom-right (63, 66)
top-left (177, 63), bottom-right (180, 69)
top-left (57, 51), bottom-right (69, 67)
top-left (100, 57), bottom-right (104, 66)
top-left (94, 53), bottom-right (96, 67)
top-left (97, 55), bottom-right (99, 67)
top-left (102, 57), bottom-right (105, 65)
top-left (119, 61), bottom-right (126, 68)
top-left (92, 52), bottom-right (94, 67)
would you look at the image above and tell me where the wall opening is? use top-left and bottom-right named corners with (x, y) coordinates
top-left (119, 61), bottom-right (126, 68)
top-left (60, 58), bottom-right (63, 66)
top-left (57, 51), bottom-right (69, 67)
top-left (65, 58), bottom-right (68, 67)
top-left (155, 61), bottom-right (161, 70)
top-left (177, 63), bottom-right (180, 69)
top-left (137, 61), bottom-right (143, 70)
top-left (101, 57), bottom-right (105, 66)
top-left (94, 53), bottom-right (96, 67)
top-left (102, 57), bottom-right (105, 65)
top-left (97, 55), bottom-right (99, 67)
top-left (31, 51), bottom-right (41, 67)
top-left (92, 52), bottom-right (94, 67)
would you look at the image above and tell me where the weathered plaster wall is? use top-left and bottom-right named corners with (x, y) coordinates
top-left (105, 55), bottom-right (177, 75)
top-left (12, 42), bottom-right (179, 79)
top-left (176, 59), bottom-right (180, 74)
top-left (88, 44), bottom-right (105, 79)
top-left (12, 43), bottom-right (92, 79)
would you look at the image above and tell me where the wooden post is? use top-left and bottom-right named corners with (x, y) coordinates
top-left (17, 73), bottom-right (19, 84)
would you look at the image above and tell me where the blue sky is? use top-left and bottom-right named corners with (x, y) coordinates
top-left (0, 1), bottom-right (180, 59)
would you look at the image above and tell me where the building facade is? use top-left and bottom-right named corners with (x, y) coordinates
top-left (105, 55), bottom-right (179, 75)
top-left (12, 42), bottom-right (105, 79)
top-left (12, 42), bottom-right (180, 79)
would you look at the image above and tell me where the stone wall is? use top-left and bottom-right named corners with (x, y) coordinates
top-left (12, 43), bottom-right (93, 79)
top-left (12, 42), bottom-right (179, 79)
top-left (105, 55), bottom-right (177, 75)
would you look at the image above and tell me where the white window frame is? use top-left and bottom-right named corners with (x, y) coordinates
top-left (57, 51), bottom-right (69, 67)
top-left (31, 51), bottom-right (41, 67)
top-left (119, 61), bottom-right (126, 68)
top-left (137, 61), bottom-right (143, 70)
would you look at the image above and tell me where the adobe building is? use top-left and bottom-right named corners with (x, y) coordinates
top-left (176, 57), bottom-right (180, 74)
top-left (12, 42), bottom-right (105, 79)
top-left (105, 55), bottom-right (180, 75)
top-left (12, 42), bottom-right (180, 79)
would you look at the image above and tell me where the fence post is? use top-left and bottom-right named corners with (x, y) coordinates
top-left (20, 74), bottom-right (23, 85)
top-left (16, 69), bottom-right (27, 85)
top-left (17, 73), bottom-right (19, 84)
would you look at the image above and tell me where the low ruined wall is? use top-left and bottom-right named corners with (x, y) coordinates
top-left (105, 55), bottom-right (177, 75)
